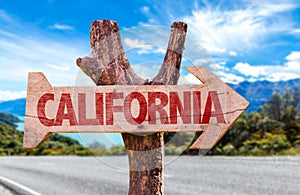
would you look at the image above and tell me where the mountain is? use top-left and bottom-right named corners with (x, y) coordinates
top-left (228, 78), bottom-right (300, 112)
top-left (0, 112), bottom-right (91, 156)
top-left (0, 98), bottom-right (26, 116)
top-left (0, 79), bottom-right (300, 115)
top-left (0, 112), bottom-right (21, 128)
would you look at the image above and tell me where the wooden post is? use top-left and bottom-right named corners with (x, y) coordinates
top-left (76, 20), bottom-right (187, 195)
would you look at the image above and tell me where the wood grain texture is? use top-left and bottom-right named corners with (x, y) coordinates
top-left (24, 66), bottom-right (249, 149)
top-left (76, 20), bottom-right (187, 195)
top-left (76, 20), bottom-right (144, 85)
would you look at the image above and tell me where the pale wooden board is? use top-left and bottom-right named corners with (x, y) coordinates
top-left (23, 66), bottom-right (249, 149)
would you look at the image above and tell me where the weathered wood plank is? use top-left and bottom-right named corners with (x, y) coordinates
top-left (24, 66), bottom-right (249, 149)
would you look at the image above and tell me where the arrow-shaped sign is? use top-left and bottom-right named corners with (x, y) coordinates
top-left (23, 66), bottom-right (249, 150)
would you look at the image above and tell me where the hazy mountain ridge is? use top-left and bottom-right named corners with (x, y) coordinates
top-left (228, 78), bottom-right (300, 112)
top-left (0, 98), bottom-right (26, 116)
top-left (0, 112), bottom-right (21, 128)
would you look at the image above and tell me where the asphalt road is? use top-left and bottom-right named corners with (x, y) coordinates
top-left (0, 156), bottom-right (299, 195)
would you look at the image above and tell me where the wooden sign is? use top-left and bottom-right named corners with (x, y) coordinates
top-left (23, 66), bottom-right (249, 149)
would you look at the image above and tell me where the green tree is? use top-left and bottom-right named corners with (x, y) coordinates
top-left (259, 89), bottom-right (300, 143)
top-left (212, 88), bottom-right (300, 156)
top-left (241, 132), bottom-right (291, 155)
top-left (260, 92), bottom-right (282, 121)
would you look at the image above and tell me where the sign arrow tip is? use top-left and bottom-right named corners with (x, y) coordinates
top-left (185, 66), bottom-right (249, 151)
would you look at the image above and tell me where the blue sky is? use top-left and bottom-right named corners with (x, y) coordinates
top-left (1, 0), bottom-right (300, 101)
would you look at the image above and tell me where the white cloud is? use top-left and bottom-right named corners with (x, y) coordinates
top-left (229, 51), bottom-right (237, 56)
top-left (137, 49), bottom-right (151, 55)
top-left (50, 23), bottom-right (74, 30)
top-left (285, 51), bottom-right (300, 61)
top-left (192, 57), bottom-right (214, 67)
top-left (285, 51), bottom-right (300, 70)
top-left (123, 37), bottom-right (167, 55)
top-left (179, 66), bottom-right (245, 85)
top-left (124, 38), bottom-right (154, 54)
top-left (46, 63), bottom-right (70, 71)
top-left (291, 29), bottom-right (300, 34)
top-left (140, 6), bottom-right (150, 14)
top-left (286, 60), bottom-right (300, 70)
top-left (0, 90), bottom-right (26, 101)
top-left (233, 63), bottom-right (267, 77)
top-left (247, 0), bottom-right (298, 16)
top-left (135, 0), bottom-right (300, 84)
top-left (124, 38), bottom-right (145, 48)
top-left (140, 1), bottom-right (298, 54)
top-left (181, 4), bottom-right (296, 54)
top-left (233, 51), bottom-right (300, 82)
top-left (267, 72), bottom-right (300, 82)
top-left (0, 11), bottom-right (88, 89)
top-left (153, 48), bottom-right (166, 54)
top-left (132, 63), bottom-right (160, 79)
top-left (217, 71), bottom-right (245, 84)
top-left (0, 33), bottom-right (84, 84)
top-left (248, 77), bottom-right (258, 82)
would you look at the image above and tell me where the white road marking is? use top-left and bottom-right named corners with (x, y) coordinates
top-left (0, 176), bottom-right (41, 195)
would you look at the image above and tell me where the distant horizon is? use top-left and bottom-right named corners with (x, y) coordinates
top-left (1, 76), bottom-right (300, 102)
top-left (13, 115), bottom-right (124, 148)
